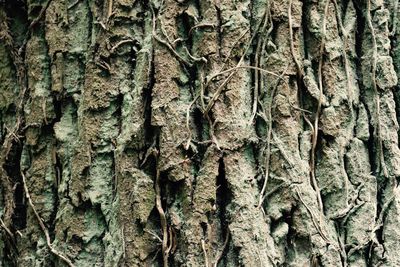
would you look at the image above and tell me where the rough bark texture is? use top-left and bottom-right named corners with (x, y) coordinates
top-left (1, 0), bottom-right (400, 266)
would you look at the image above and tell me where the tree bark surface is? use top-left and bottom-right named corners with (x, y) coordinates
top-left (1, 0), bottom-right (400, 266)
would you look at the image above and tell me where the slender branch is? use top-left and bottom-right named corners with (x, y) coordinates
top-left (185, 95), bottom-right (200, 150)
top-left (288, 0), bottom-right (304, 77)
top-left (310, 0), bottom-right (330, 213)
top-left (0, 217), bottom-right (14, 239)
top-left (332, 0), bottom-right (353, 105)
top-left (204, 65), bottom-right (283, 114)
top-left (155, 168), bottom-right (169, 267)
top-left (202, 15), bottom-right (269, 116)
top-left (110, 39), bottom-right (135, 53)
top-left (201, 239), bottom-right (210, 267)
top-left (213, 230), bottom-right (230, 267)
top-left (28, 0), bottom-right (52, 30)
top-left (144, 229), bottom-right (163, 243)
top-left (189, 23), bottom-right (215, 35)
top-left (67, 0), bottom-right (81, 9)
top-left (258, 65), bottom-right (289, 208)
top-left (150, 5), bottom-right (192, 67)
top-left (21, 171), bottom-right (75, 267)
top-left (372, 187), bottom-right (398, 233)
top-left (107, 0), bottom-right (113, 22)
top-left (366, 0), bottom-right (388, 178)
top-left (295, 187), bottom-right (331, 244)
top-left (251, 8), bottom-right (270, 122)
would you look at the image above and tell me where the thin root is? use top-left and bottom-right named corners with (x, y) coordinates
top-left (21, 171), bottom-right (75, 267)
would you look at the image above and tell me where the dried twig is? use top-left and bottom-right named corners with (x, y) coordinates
top-left (167, 227), bottom-right (176, 255)
top-left (204, 65), bottom-right (284, 114)
top-left (182, 46), bottom-right (207, 63)
top-left (330, 184), bottom-right (364, 220)
top-left (341, 184), bottom-right (395, 257)
top-left (107, 0), bottom-right (113, 22)
top-left (189, 23), bottom-right (215, 35)
top-left (218, 29), bottom-right (250, 73)
top-left (328, 7), bottom-right (354, 210)
top-left (288, 0), bottom-right (304, 77)
top-left (185, 95), bottom-right (200, 150)
top-left (288, 0), bottom-right (324, 213)
top-left (21, 171), bottom-right (75, 267)
top-left (372, 187), bottom-right (398, 233)
top-left (199, 67), bottom-right (207, 111)
top-left (271, 131), bottom-right (295, 168)
top-left (257, 65), bottom-right (289, 208)
top-left (150, 5), bottom-right (192, 67)
top-left (144, 229), bottom-right (163, 243)
top-left (289, 102), bottom-right (313, 114)
top-left (28, 0), bottom-right (52, 30)
top-left (366, 0), bottom-right (388, 178)
top-left (336, 226), bottom-right (348, 267)
top-left (121, 226), bottom-right (126, 259)
top-left (155, 168), bottom-right (169, 267)
top-left (309, 0), bottom-right (330, 214)
top-left (202, 14), bottom-right (269, 116)
top-left (67, 0), bottom-right (81, 9)
top-left (251, 8), bottom-right (271, 122)
top-left (332, 0), bottom-right (353, 105)
top-left (209, 116), bottom-right (221, 150)
top-left (0, 217), bottom-right (14, 240)
top-left (206, 65), bottom-right (282, 86)
top-left (201, 239), bottom-right (210, 267)
top-left (295, 187), bottom-right (331, 244)
top-left (213, 230), bottom-right (230, 267)
top-left (110, 39), bottom-right (135, 53)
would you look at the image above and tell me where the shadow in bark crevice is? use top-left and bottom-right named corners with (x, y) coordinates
top-left (215, 157), bottom-right (230, 264)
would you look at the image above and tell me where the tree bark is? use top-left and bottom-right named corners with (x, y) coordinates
top-left (1, 0), bottom-right (400, 266)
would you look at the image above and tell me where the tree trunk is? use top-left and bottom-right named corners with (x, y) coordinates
top-left (1, 0), bottom-right (400, 266)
